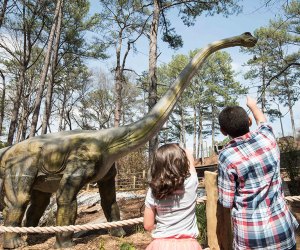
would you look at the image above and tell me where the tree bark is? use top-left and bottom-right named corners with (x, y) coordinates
top-left (198, 106), bottom-right (204, 161)
top-left (211, 104), bottom-right (215, 147)
top-left (148, 0), bottom-right (160, 163)
top-left (41, 0), bottom-right (63, 134)
top-left (7, 74), bottom-right (24, 145)
top-left (193, 105), bottom-right (197, 158)
top-left (0, 70), bottom-right (5, 136)
top-left (285, 77), bottom-right (296, 138)
top-left (179, 103), bottom-right (186, 147)
top-left (58, 91), bottom-right (67, 131)
top-left (29, 0), bottom-right (63, 137)
top-left (0, 0), bottom-right (8, 28)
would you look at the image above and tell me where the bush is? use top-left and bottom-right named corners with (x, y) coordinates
top-left (120, 242), bottom-right (136, 250)
top-left (196, 203), bottom-right (207, 246)
top-left (279, 137), bottom-right (300, 195)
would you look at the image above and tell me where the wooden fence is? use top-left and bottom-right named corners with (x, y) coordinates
top-left (116, 170), bottom-right (147, 191)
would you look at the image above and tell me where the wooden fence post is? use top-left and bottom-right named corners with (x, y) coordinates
top-left (205, 171), bottom-right (232, 250)
top-left (133, 175), bottom-right (136, 189)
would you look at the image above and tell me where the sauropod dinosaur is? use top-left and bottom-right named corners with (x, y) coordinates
top-left (0, 32), bottom-right (257, 249)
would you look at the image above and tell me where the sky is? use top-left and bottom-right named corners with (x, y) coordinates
top-left (88, 0), bottom-right (299, 146)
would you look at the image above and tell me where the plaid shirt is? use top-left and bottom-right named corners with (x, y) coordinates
top-left (218, 123), bottom-right (299, 250)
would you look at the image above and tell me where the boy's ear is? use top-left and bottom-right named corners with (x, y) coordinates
top-left (220, 127), bottom-right (227, 136)
top-left (248, 117), bottom-right (252, 127)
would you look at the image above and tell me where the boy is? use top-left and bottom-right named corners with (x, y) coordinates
top-left (218, 96), bottom-right (299, 250)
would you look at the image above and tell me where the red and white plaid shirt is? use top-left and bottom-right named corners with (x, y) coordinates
top-left (218, 123), bottom-right (298, 249)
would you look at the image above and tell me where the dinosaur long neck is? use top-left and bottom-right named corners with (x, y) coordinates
top-left (107, 33), bottom-right (256, 158)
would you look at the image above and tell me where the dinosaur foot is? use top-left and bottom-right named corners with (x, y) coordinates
top-left (3, 236), bottom-right (28, 249)
top-left (109, 227), bottom-right (126, 237)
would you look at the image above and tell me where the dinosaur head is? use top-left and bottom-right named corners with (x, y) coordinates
top-left (239, 32), bottom-right (258, 47)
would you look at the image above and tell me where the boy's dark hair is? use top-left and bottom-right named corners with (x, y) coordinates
top-left (219, 106), bottom-right (250, 138)
top-left (149, 143), bottom-right (190, 200)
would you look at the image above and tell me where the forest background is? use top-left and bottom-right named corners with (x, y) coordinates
top-left (0, 0), bottom-right (299, 167)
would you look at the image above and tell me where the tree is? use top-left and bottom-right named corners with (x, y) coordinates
top-left (156, 54), bottom-right (189, 145)
top-left (0, 0), bottom-right (10, 28)
top-left (95, 0), bottom-right (148, 127)
top-left (29, 0), bottom-right (63, 137)
top-left (76, 69), bottom-right (115, 130)
top-left (156, 49), bottom-right (245, 157)
top-left (0, 0), bottom-right (52, 144)
top-left (145, 0), bottom-right (242, 160)
top-left (242, 16), bottom-right (299, 138)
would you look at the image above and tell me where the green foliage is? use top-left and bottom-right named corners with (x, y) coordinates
top-left (99, 239), bottom-right (105, 250)
top-left (0, 141), bottom-right (8, 149)
top-left (134, 223), bottom-right (145, 234)
top-left (241, 4), bottom-right (299, 137)
top-left (196, 203), bottom-right (207, 245)
top-left (120, 242), bottom-right (136, 250)
top-left (156, 0), bottom-right (242, 48)
top-left (156, 49), bottom-right (245, 146)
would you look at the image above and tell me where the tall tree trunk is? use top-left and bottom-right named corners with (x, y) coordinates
top-left (179, 104), bottom-right (186, 147)
top-left (0, 70), bottom-right (5, 136)
top-left (29, 0), bottom-right (63, 137)
top-left (114, 69), bottom-right (123, 128)
top-left (7, 2), bottom-right (28, 145)
top-left (16, 105), bottom-right (27, 142)
top-left (114, 28), bottom-right (124, 128)
top-left (276, 102), bottom-right (285, 137)
top-left (285, 78), bottom-right (296, 138)
top-left (58, 91), bottom-right (67, 131)
top-left (193, 105), bottom-right (197, 158)
top-left (211, 104), bottom-right (215, 148)
top-left (114, 30), bottom-right (131, 128)
top-left (0, 0), bottom-right (8, 28)
top-left (148, 0), bottom-right (160, 162)
top-left (198, 106), bottom-right (204, 161)
top-left (261, 65), bottom-right (266, 112)
top-left (7, 74), bottom-right (24, 145)
top-left (41, 1), bottom-right (63, 134)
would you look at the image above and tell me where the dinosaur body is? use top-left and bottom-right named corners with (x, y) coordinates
top-left (0, 33), bottom-right (257, 249)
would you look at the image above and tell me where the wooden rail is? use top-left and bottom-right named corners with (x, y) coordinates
top-left (116, 171), bottom-right (147, 191)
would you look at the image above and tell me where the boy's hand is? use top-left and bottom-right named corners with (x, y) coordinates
top-left (246, 96), bottom-right (257, 109)
top-left (246, 96), bottom-right (267, 125)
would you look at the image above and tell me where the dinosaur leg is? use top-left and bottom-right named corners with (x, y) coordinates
top-left (97, 163), bottom-right (126, 237)
top-left (3, 165), bottom-right (38, 249)
top-left (54, 162), bottom-right (94, 249)
top-left (24, 189), bottom-right (52, 226)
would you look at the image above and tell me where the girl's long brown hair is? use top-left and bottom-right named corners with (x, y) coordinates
top-left (149, 143), bottom-right (191, 200)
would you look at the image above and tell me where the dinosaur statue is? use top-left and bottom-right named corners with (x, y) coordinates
top-left (0, 32), bottom-right (257, 249)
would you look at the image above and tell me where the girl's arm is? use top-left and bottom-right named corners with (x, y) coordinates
top-left (143, 206), bottom-right (156, 231)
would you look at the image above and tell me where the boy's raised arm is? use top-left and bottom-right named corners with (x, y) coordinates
top-left (246, 96), bottom-right (267, 125)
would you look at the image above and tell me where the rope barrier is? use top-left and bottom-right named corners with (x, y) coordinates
top-left (0, 217), bottom-right (144, 234)
top-left (0, 195), bottom-right (299, 234)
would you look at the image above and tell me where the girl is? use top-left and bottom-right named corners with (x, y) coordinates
top-left (144, 143), bottom-right (202, 250)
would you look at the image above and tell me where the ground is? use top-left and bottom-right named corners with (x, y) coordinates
top-left (0, 190), bottom-right (299, 250)
top-left (0, 191), bottom-right (152, 250)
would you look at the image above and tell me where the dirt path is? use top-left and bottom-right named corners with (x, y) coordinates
top-left (0, 196), bottom-right (152, 250)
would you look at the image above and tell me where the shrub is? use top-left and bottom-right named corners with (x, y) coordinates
top-left (196, 203), bottom-right (207, 246)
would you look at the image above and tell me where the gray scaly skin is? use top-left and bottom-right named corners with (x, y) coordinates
top-left (0, 32), bottom-right (257, 249)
